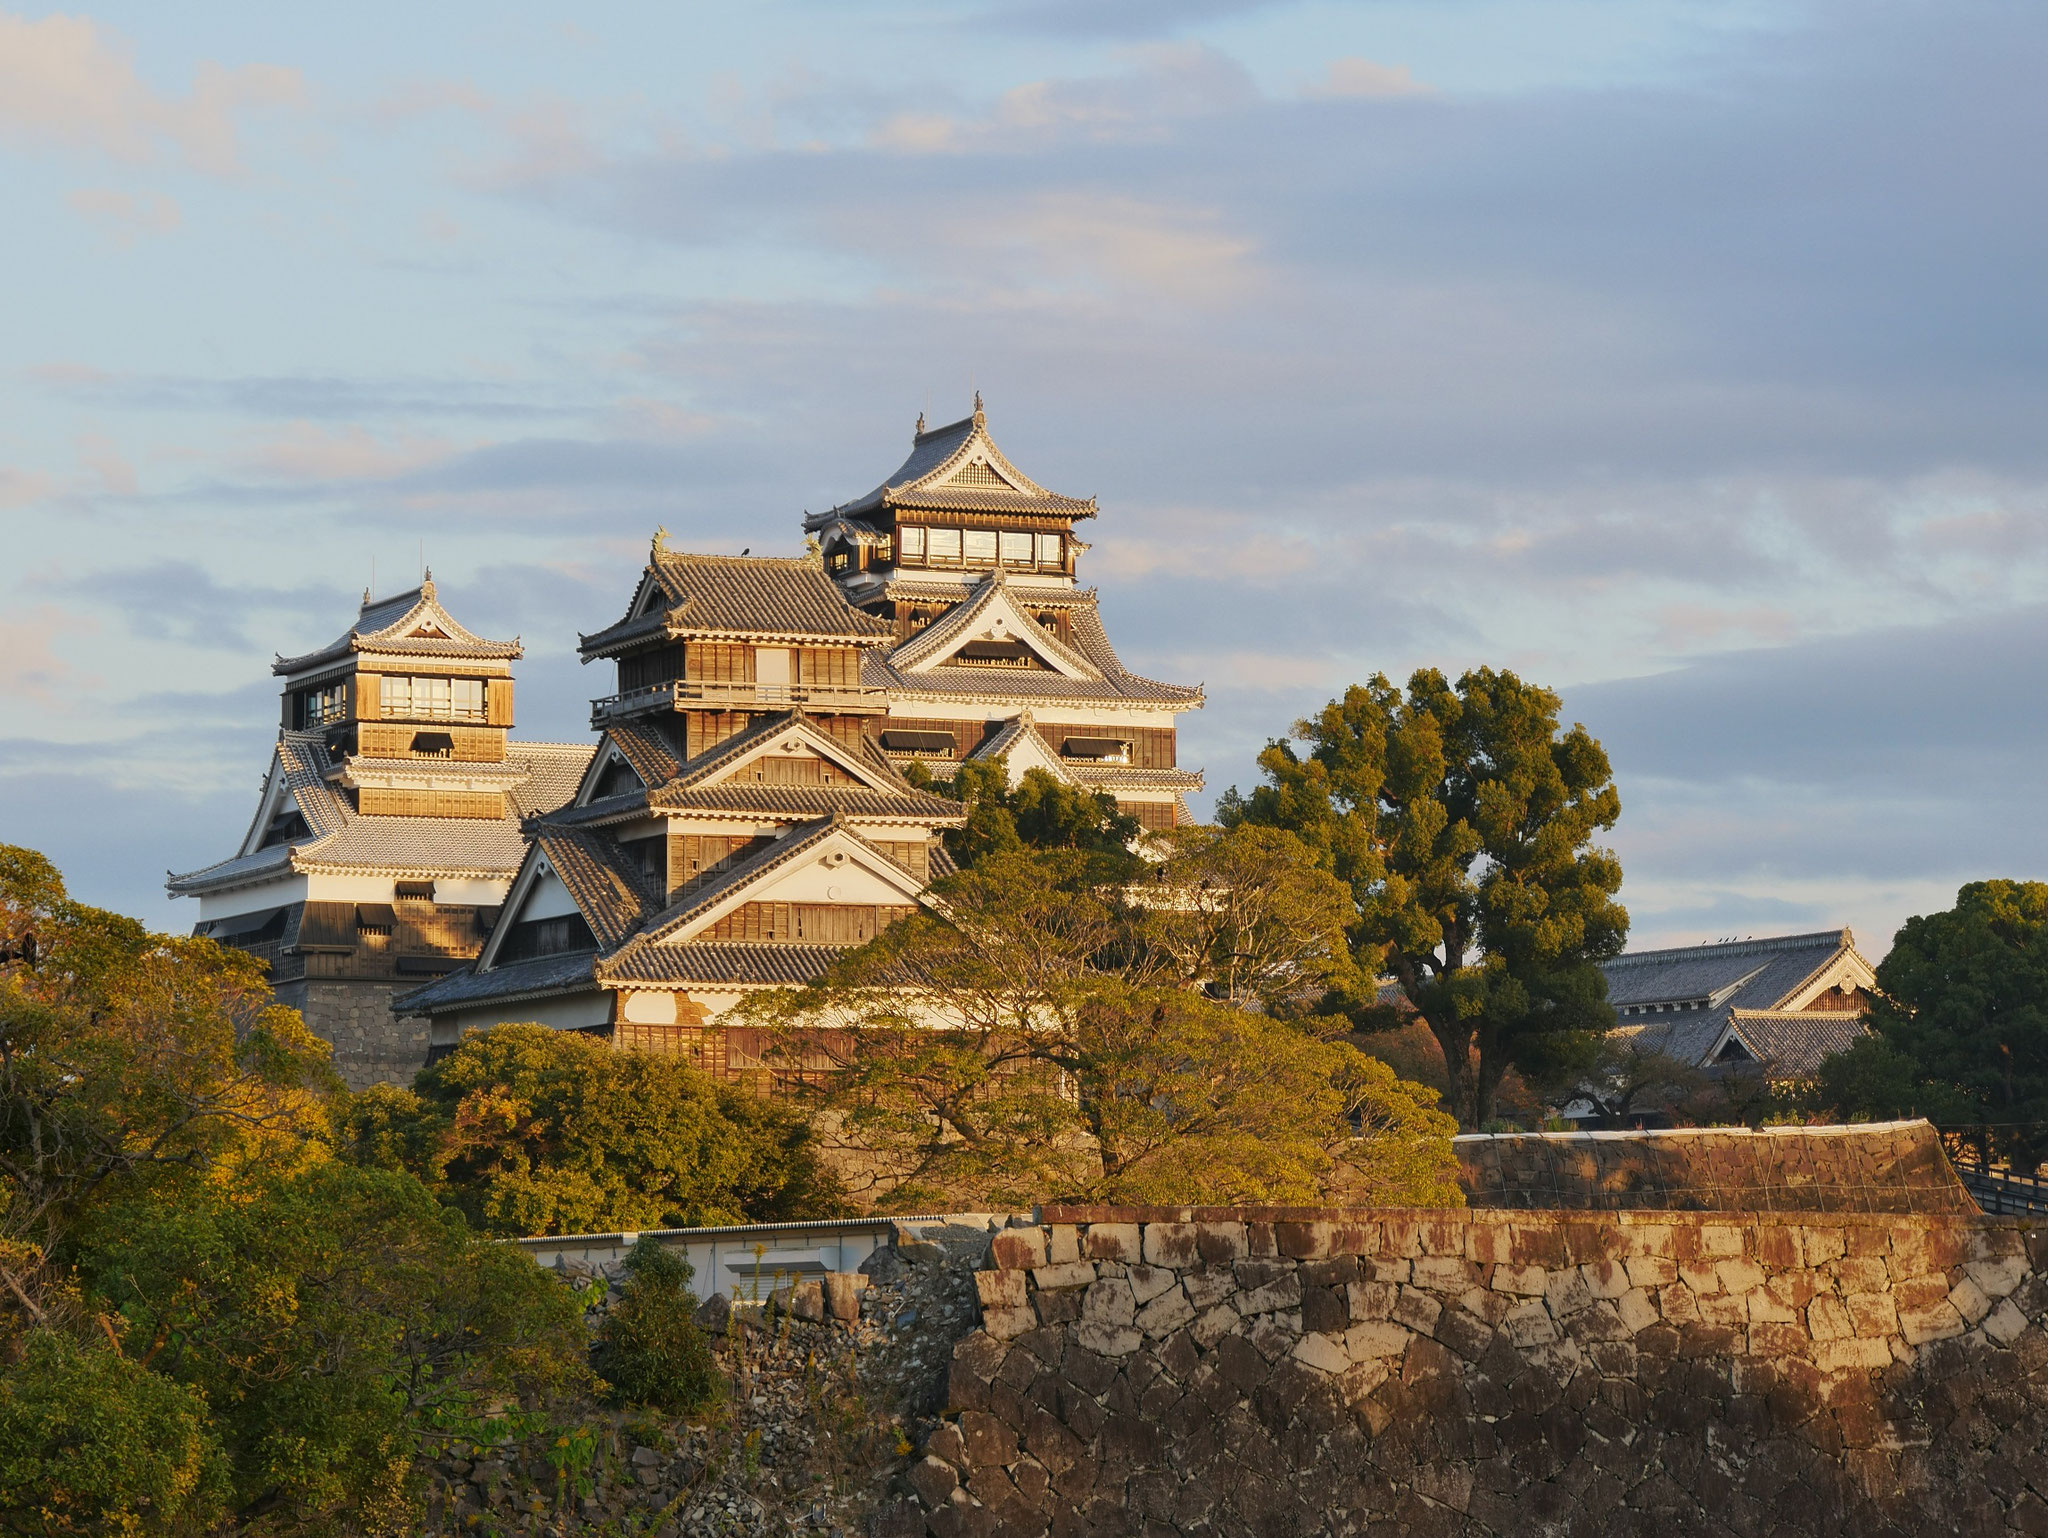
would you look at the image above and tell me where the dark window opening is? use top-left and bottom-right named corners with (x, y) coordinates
top-left (954, 639), bottom-right (1040, 668)
top-left (1715, 1038), bottom-right (1754, 1063)
top-left (497, 912), bottom-right (597, 963)
top-left (593, 757), bottom-right (645, 800)
top-left (411, 731), bottom-right (455, 757)
top-left (1063, 736), bottom-right (1131, 761)
top-left (259, 808), bottom-right (310, 848)
top-left (395, 879), bottom-right (436, 900)
top-left (355, 902), bottom-right (396, 935)
top-left (618, 836), bottom-right (665, 885)
top-left (881, 729), bottom-right (957, 755)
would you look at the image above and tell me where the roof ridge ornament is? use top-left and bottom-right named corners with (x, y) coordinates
top-left (972, 390), bottom-right (984, 424)
top-left (652, 525), bottom-right (670, 556)
top-left (914, 411), bottom-right (926, 439)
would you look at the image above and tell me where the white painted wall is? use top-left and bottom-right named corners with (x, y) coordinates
top-left (516, 871), bottom-right (581, 921)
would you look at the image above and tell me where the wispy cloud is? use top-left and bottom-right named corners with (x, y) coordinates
top-left (0, 9), bottom-right (302, 174)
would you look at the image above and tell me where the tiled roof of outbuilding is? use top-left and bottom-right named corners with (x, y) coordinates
top-left (273, 578), bottom-right (521, 674)
top-left (594, 943), bottom-right (849, 987)
top-left (1726, 1010), bottom-right (1873, 1076)
top-left (531, 826), bottom-right (659, 949)
top-left (392, 951), bottom-right (598, 1015)
top-left (1601, 930), bottom-right (1860, 1009)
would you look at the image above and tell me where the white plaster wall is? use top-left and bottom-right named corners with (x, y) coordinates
top-left (435, 990), bottom-right (613, 1037)
top-left (516, 871), bottom-right (581, 921)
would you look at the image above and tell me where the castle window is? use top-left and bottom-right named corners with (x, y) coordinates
top-left (497, 912), bottom-right (597, 962)
top-left (899, 525), bottom-right (925, 559)
top-left (928, 527), bottom-right (961, 563)
top-left (384, 675), bottom-right (486, 723)
top-left (1036, 533), bottom-right (1061, 565)
top-left (963, 529), bottom-right (998, 564)
top-left (829, 550), bottom-right (850, 573)
top-left (303, 682), bottom-right (348, 727)
top-left (1000, 531), bottom-right (1033, 565)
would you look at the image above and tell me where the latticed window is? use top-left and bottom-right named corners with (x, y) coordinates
top-left (383, 675), bottom-right (486, 722)
top-left (303, 682), bottom-right (348, 726)
top-left (999, 531), bottom-right (1033, 564)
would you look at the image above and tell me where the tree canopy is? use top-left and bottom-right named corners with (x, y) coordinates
top-left (1812, 880), bottom-right (2048, 1166)
top-left (736, 836), bottom-right (1460, 1212)
top-left (343, 1022), bottom-right (847, 1236)
top-left (1218, 668), bottom-right (1629, 1127)
top-left (904, 758), bottom-right (1144, 876)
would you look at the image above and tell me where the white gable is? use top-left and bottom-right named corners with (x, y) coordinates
top-left (658, 829), bottom-right (925, 944)
top-left (706, 718), bottom-right (897, 791)
top-left (898, 584), bottom-right (1096, 681)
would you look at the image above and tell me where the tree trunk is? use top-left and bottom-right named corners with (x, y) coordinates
top-left (1425, 1017), bottom-right (1479, 1130)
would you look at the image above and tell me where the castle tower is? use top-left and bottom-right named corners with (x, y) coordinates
top-left (395, 544), bottom-right (966, 1077)
top-left (806, 400), bottom-right (1204, 828)
top-left (167, 579), bottom-right (592, 1086)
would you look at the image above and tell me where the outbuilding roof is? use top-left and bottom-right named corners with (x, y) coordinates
top-left (581, 547), bottom-right (892, 656)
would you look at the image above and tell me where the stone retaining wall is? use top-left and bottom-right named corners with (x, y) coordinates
top-left (884, 1205), bottom-right (2048, 1536)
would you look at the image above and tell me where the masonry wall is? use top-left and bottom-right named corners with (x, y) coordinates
top-left (885, 1206), bottom-right (2048, 1537)
top-left (277, 978), bottom-right (426, 1089)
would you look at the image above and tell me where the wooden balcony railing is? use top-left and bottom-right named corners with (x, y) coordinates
top-left (591, 679), bottom-right (888, 722)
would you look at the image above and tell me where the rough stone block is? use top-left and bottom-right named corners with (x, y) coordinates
top-left (1581, 1260), bottom-right (1630, 1300)
top-left (1747, 1321), bottom-right (1809, 1358)
top-left (1394, 1287), bottom-right (1444, 1333)
top-left (1898, 1301), bottom-right (1966, 1346)
top-left (1617, 1288), bottom-right (1659, 1334)
top-left (1083, 1223), bottom-right (1142, 1264)
top-left (1143, 1223), bottom-right (1201, 1268)
top-left (1716, 1259), bottom-right (1768, 1297)
top-left (1345, 1319), bottom-right (1414, 1360)
top-left (1835, 1256), bottom-right (1889, 1293)
top-left (978, 1270), bottom-right (1028, 1311)
top-left (1412, 1256), bottom-right (1475, 1294)
top-left (1082, 1280), bottom-right (1136, 1328)
top-left (1801, 1226), bottom-right (1847, 1265)
top-left (1697, 1293), bottom-right (1748, 1329)
top-left (1073, 1321), bottom-right (1141, 1357)
top-left (1032, 1261), bottom-right (1097, 1292)
top-left (1700, 1225), bottom-right (1744, 1259)
top-left (959, 1410), bottom-right (1016, 1470)
top-left (1196, 1223), bottom-right (1249, 1263)
top-left (1501, 1300), bottom-right (1558, 1348)
top-left (1458, 1286), bottom-right (1511, 1325)
top-left (985, 1306), bottom-right (1037, 1341)
top-left (1964, 1255), bottom-right (2028, 1299)
top-left (1658, 1285), bottom-right (1700, 1325)
top-left (1893, 1274), bottom-right (1949, 1312)
top-left (1678, 1261), bottom-right (1722, 1296)
top-left (1624, 1256), bottom-right (1677, 1289)
top-left (1814, 1337), bottom-right (1892, 1372)
top-left (1239, 1273), bottom-right (1304, 1315)
top-left (1292, 1332), bottom-right (1350, 1374)
top-left (910, 1456), bottom-right (960, 1507)
top-left (1184, 1267), bottom-right (1237, 1312)
top-left (1128, 1265), bottom-right (1177, 1305)
top-left (1348, 1280), bottom-right (1395, 1322)
top-left (1844, 1291), bottom-right (1897, 1339)
top-left (1046, 1226), bottom-right (1081, 1265)
top-left (824, 1270), bottom-right (864, 1322)
top-left (1192, 1304), bottom-right (1238, 1349)
top-left (1493, 1264), bottom-right (1549, 1297)
top-left (1545, 1269), bottom-right (1596, 1318)
top-left (1746, 1287), bottom-right (1797, 1325)
top-left (1982, 1296), bottom-right (2029, 1345)
top-left (993, 1230), bottom-right (1049, 1271)
top-left (1949, 1275), bottom-right (1992, 1326)
top-left (1137, 1287), bottom-right (1195, 1339)
top-left (1467, 1221), bottom-right (1514, 1265)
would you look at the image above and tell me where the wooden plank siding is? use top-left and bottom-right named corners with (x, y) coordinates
top-left (357, 787), bottom-right (507, 819)
top-left (701, 902), bottom-right (918, 944)
top-left (355, 722), bottom-right (507, 762)
top-left (666, 833), bottom-right (776, 901)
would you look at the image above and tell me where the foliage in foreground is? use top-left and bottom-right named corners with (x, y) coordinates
top-left (343, 1023), bottom-right (848, 1237)
top-left (1809, 880), bottom-right (2048, 1166)
top-left (0, 849), bottom-right (592, 1535)
top-left (737, 838), bottom-right (1460, 1212)
top-left (1219, 667), bottom-right (1630, 1128)
top-left (590, 1237), bottom-right (722, 1415)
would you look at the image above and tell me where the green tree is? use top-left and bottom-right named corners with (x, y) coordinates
top-left (77, 1162), bottom-right (588, 1530)
top-left (1219, 669), bottom-right (1628, 1128)
top-left (1815, 881), bottom-right (2048, 1166)
top-left (0, 1329), bottom-right (228, 1537)
top-left (343, 1024), bottom-right (845, 1237)
top-left (0, 846), bottom-right (334, 1322)
top-left (905, 758), bottom-right (1144, 876)
top-left (738, 845), bottom-right (1458, 1211)
top-left (590, 1238), bottom-right (721, 1414)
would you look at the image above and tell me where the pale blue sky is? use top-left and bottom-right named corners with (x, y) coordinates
top-left (3, 0), bottom-right (2044, 955)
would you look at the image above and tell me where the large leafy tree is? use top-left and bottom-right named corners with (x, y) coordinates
top-left (1218, 669), bottom-right (1629, 1128)
top-left (1816, 881), bottom-right (2048, 1167)
top-left (343, 1023), bottom-right (847, 1236)
top-left (736, 841), bottom-right (1459, 1211)
top-left (904, 759), bottom-right (1144, 876)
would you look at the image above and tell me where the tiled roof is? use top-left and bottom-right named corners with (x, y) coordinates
top-left (1603, 1015), bottom-right (1728, 1071)
top-left (1064, 764), bottom-right (1207, 791)
top-left (581, 549), bottom-right (891, 654)
top-left (1726, 1010), bottom-right (1873, 1076)
top-left (882, 579), bottom-right (1100, 608)
top-left (809, 406), bottom-right (1097, 525)
top-left (392, 951), bottom-right (598, 1015)
top-left (653, 784), bottom-right (968, 821)
top-left (627, 818), bottom-right (847, 946)
top-left (595, 943), bottom-right (848, 986)
top-left (1601, 931), bottom-right (1859, 1010)
top-left (604, 718), bottom-right (691, 790)
top-left (165, 735), bottom-right (594, 895)
top-left (273, 578), bottom-right (520, 674)
top-left (889, 574), bottom-right (1103, 679)
top-left (533, 827), bottom-right (659, 949)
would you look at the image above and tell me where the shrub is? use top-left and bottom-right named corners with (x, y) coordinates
top-left (0, 1330), bottom-right (228, 1536)
top-left (590, 1237), bottom-right (722, 1414)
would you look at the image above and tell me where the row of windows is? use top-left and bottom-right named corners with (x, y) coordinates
top-left (897, 526), bottom-right (1063, 568)
top-left (383, 675), bottom-right (487, 722)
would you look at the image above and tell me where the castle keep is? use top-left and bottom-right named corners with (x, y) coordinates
top-left (173, 402), bottom-right (1204, 1083)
